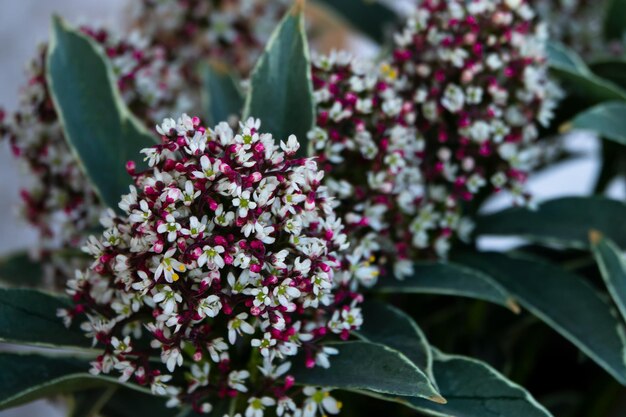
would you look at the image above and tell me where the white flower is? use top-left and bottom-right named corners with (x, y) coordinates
top-left (197, 245), bottom-right (225, 269)
top-left (228, 312), bottom-right (255, 344)
top-left (246, 397), bottom-right (276, 417)
top-left (302, 387), bottom-right (342, 417)
top-left (197, 294), bottom-right (223, 318)
top-left (155, 248), bottom-right (186, 283)
top-left (228, 369), bottom-right (250, 393)
top-left (233, 190), bottom-right (257, 218)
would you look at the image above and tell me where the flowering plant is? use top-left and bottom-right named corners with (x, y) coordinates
top-left (1, 0), bottom-right (626, 416)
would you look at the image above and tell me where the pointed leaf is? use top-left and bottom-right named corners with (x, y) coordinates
top-left (547, 42), bottom-right (626, 105)
top-left (0, 288), bottom-right (89, 348)
top-left (46, 16), bottom-right (156, 211)
top-left (374, 262), bottom-right (518, 312)
top-left (0, 352), bottom-right (148, 411)
top-left (291, 341), bottom-right (443, 402)
top-left (243, 2), bottom-right (314, 155)
top-left (313, 0), bottom-right (398, 43)
top-left (570, 101), bottom-right (626, 146)
top-left (590, 231), bottom-right (626, 324)
top-left (455, 251), bottom-right (626, 385)
top-left (202, 61), bottom-right (244, 127)
top-left (356, 300), bottom-right (434, 380)
top-left (369, 350), bottom-right (552, 417)
top-left (475, 197), bottom-right (626, 249)
top-left (0, 252), bottom-right (43, 288)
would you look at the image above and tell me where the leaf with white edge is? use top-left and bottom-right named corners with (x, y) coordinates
top-left (356, 300), bottom-right (434, 381)
top-left (313, 0), bottom-right (398, 43)
top-left (374, 262), bottom-right (519, 312)
top-left (202, 61), bottom-right (244, 127)
top-left (0, 352), bottom-right (149, 411)
top-left (46, 16), bottom-right (156, 211)
top-left (0, 288), bottom-right (89, 348)
top-left (0, 252), bottom-right (43, 288)
top-left (455, 251), bottom-right (626, 385)
top-left (366, 350), bottom-right (552, 417)
top-left (291, 341), bottom-right (444, 402)
top-left (570, 101), bottom-right (626, 146)
top-left (475, 197), bottom-right (626, 249)
top-left (590, 231), bottom-right (626, 324)
top-left (547, 42), bottom-right (626, 105)
top-left (243, 1), bottom-right (314, 156)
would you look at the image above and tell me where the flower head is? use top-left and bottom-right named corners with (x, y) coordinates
top-left (63, 115), bottom-right (362, 414)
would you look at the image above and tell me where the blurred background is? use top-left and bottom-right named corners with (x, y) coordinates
top-left (0, 1), bottom-right (624, 416)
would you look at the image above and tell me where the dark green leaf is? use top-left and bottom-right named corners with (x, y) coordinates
top-left (455, 251), bottom-right (626, 385)
top-left (313, 0), bottom-right (398, 43)
top-left (97, 388), bottom-right (175, 417)
top-left (0, 352), bottom-right (147, 411)
top-left (0, 252), bottom-right (43, 288)
top-left (570, 101), bottom-right (626, 145)
top-left (372, 350), bottom-right (552, 417)
top-left (243, 3), bottom-right (314, 156)
top-left (356, 300), bottom-right (433, 380)
top-left (291, 341), bottom-right (444, 402)
top-left (547, 42), bottom-right (626, 105)
top-left (604, 0), bottom-right (626, 41)
top-left (374, 262), bottom-right (519, 312)
top-left (591, 59), bottom-right (626, 89)
top-left (590, 231), bottom-right (626, 324)
top-left (201, 61), bottom-right (243, 127)
top-left (47, 16), bottom-right (156, 211)
top-left (475, 197), bottom-right (626, 249)
top-left (0, 288), bottom-right (89, 348)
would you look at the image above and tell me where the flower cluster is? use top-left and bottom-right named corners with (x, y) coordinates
top-left (1, 27), bottom-right (190, 284)
top-left (62, 114), bottom-right (362, 415)
top-left (128, 0), bottom-right (289, 75)
top-left (391, 0), bottom-right (561, 207)
top-left (532, 0), bottom-right (622, 57)
top-left (308, 51), bottom-right (473, 282)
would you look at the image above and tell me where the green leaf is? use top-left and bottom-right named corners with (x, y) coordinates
top-left (570, 101), bottom-right (626, 145)
top-left (0, 352), bottom-right (148, 411)
top-left (46, 16), bottom-right (156, 211)
top-left (604, 0), bottom-right (626, 41)
top-left (313, 0), bottom-right (398, 43)
top-left (0, 288), bottom-right (89, 348)
top-left (291, 341), bottom-right (444, 402)
top-left (201, 61), bottom-right (244, 127)
top-left (547, 42), bottom-right (626, 105)
top-left (590, 231), bottom-right (626, 324)
top-left (242, 2), bottom-right (314, 155)
top-left (455, 251), bottom-right (626, 385)
top-left (0, 252), bottom-right (43, 288)
top-left (355, 300), bottom-right (434, 381)
top-left (373, 262), bottom-right (519, 312)
top-left (590, 59), bottom-right (626, 89)
top-left (97, 388), bottom-right (175, 417)
top-left (374, 350), bottom-right (552, 417)
top-left (475, 197), bottom-right (626, 249)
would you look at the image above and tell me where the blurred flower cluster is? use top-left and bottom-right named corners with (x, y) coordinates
top-left (61, 114), bottom-right (363, 414)
top-left (1, 0), bottom-right (286, 285)
top-left (1, 26), bottom-right (190, 284)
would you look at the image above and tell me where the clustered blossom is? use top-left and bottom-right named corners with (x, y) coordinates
top-left (1, 27), bottom-right (190, 284)
top-left (62, 114), bottom-right (362, 415)
top-left (128, 0), bottom-right (289, 75)
top-left (391, 0), bottom-right (561, 207)
top-left (532, 0), bottom-right (622, 57)
top-left (308, 51), bottom-right (473, 282)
